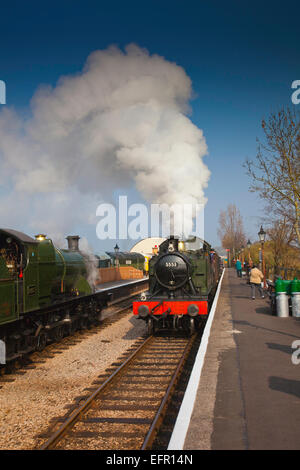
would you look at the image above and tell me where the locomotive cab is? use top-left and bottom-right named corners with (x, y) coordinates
top-left (0, 229), bottom-right (39, 326)
top-left (0, 228), bottom-right (104, 364)
top-left (0, 232), bottom-right (27, 279)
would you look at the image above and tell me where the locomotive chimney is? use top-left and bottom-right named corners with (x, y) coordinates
top-left (168, 235), bottom-right (179, 252)
top-left (66, 235), bottom-right (80, 251)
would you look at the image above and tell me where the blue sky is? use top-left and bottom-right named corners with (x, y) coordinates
top-left (1, 0), bottom-right (300, 250)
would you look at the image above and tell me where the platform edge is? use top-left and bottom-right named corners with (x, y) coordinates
top-left (167, 268), bottom-right (225, 450)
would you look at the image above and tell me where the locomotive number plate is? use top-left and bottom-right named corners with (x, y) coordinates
top-left (165, 262), bottom-right (178, 267)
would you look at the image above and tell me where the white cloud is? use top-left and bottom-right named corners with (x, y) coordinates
top-left (0, 44), bottom-right (210, 237)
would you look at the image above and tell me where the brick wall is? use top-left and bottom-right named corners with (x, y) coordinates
top-left (96, 266), bottom-right (144, 285)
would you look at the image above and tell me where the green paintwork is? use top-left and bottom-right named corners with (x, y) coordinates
top-left (275, 278), bottom-right (292, 294)
top-left (0, 229), bottom-right (93, 326)
top-left (190, 255), bottom-right (208, 293)
top-left (23, 243), bottom-right (39, 312)
top-left (189, 251), bottom-right (217, 295)
top-left (58, 249), bottom-right (91, 295)
top-left (0, 256), bottom-right (16, 325)
top-left (37, 239), bottom-right (57, 305)
top-left (149, 241), bottom-right (219, 297)
top-left (0, 257), bottom-right (10, 280)
top-left (291, 278), bottom-right (300, 293)
top-left (0, 279), bottom-right (16, 325)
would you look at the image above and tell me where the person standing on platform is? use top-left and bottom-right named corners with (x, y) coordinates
top-left (236, 259), bottom-right (242, 277)
top-left (245, 261), bottom-right (250, 275)
top-left (249, 265), bottom-right (265, 299)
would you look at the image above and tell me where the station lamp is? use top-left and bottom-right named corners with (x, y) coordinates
top-left (258, 226), bottom-right (266, 288)
top-left (247, 239), bottom-right (252, 266)
top-left (114, 243), bottom-right (120, 267)
top-left (258, 226), bottom-right (266, 244)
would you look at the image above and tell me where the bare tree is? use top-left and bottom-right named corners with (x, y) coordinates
top-left (266, 217), bottom-right (295, 274)
top-left (218, 204), bottom-right (247, 258)
top-left (245, 108), bottom-right (300, 245)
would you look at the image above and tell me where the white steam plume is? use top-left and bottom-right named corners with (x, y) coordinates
top-left (0, 44), bottom-right (210, 239)
top-left (79, 237), bottom-right (100, 290)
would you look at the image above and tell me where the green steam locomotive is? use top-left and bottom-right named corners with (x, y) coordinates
top-left (133, 236), bottom-right (221, 334)
top-left (0, 229), bottom-right (105, 362)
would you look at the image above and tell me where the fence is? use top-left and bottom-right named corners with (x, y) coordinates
top-left (95, 266), bottom-right (144, 285)
top-left (266, 266), bottom-right (300, 281)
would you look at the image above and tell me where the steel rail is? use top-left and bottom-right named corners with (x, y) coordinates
top-left (39, 335), bottom-right (154, 450)
top-left (40, 332), bottom-right (196, 451)
top-left (141, 334), bottom-right (196, 449)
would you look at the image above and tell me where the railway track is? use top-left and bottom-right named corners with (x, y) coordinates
top-left (39, 333), bottom-right (198, 450)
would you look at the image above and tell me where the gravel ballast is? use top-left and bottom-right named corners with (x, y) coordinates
top-left (0, 313), bottom-right (147, 450)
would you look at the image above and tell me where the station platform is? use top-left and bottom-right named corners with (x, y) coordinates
top-left (170, 268), bottom-right (300, 450)
top-left (96, 278), bottom-right (147, 292)
top-left (96, 277), bottom-right (148, 306)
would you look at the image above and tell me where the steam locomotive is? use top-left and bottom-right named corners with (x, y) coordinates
top-left (0, 229), bottom-right (107, 362)
top-left (133, 236), bottom-right (221, 334)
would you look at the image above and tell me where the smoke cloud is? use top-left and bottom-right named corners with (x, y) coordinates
top-left (0, 44), bottom-right (210, 241)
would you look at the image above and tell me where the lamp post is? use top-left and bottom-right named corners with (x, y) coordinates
top-left (241, 245), bottom-right (244, 267)
top-left (114, 243), bottom-right (120, 268)
top-left (258, 226), bottom-right (266, 289)
top-left (247, 239), bottom-right (251, 267)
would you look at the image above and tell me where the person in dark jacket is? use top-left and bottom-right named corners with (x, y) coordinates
top-left (235, 259), bottom-right (242, 277)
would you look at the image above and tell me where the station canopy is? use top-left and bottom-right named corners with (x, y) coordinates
top-left (95, 251), bottom-right (111, 261)
top-left (129, 237), bottom-right (166, 258)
